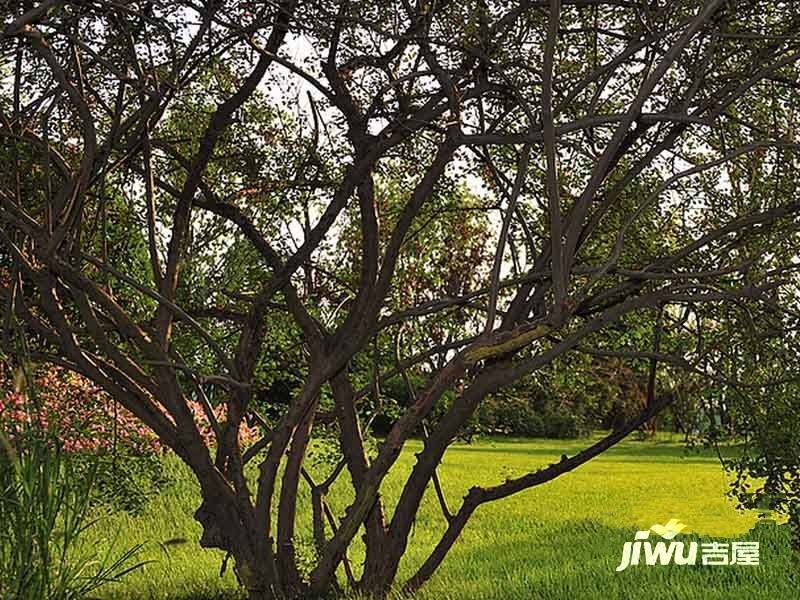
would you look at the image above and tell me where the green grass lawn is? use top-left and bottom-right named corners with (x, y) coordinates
top-left (88, 434), bottom-right (799, 599)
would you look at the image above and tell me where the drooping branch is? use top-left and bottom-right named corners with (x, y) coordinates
top-left (403, 394), bottom-right (677, 594)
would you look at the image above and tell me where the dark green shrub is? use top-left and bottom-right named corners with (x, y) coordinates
top-left (82, 450), bottom-right (171, 515)
top-left (543, 409), bottom-right (586, 439)
top-left (478, 395), bottom-right (545, 437)
top-left (477, 394), bottom-right (590, 439)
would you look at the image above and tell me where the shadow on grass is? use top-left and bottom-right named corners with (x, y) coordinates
top-left (406, 519), bottom-right (799, 600)
top-left (444, 440), bottom-right (739, 463)
top-left (104, 591), bottom-right (244, 600)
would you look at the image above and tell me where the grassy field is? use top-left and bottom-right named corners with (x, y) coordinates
top-left (87, 434), bottom-right (799, 599)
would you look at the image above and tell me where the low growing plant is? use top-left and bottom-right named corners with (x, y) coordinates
top-left (0, 433), bottom-right (146, 600)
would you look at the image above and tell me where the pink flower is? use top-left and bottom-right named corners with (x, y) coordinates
top-left (1, 365), bottom-right (158, 455)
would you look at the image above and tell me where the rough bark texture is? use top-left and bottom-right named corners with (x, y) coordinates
top-left (3, 1), bottom-right (800, 598)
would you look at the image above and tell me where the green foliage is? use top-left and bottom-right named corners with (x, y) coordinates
top-left (690, 304), bottom-right (800, 548)
top-left (476, 395), bottom-right (544, 437)
top-left (476, 394), bottom-right (590, 439)
top-left (0, 434), bottom-right (146, 600)
top-left (306, 425), bottom-right (344, 471)
top-left (726, 383), bottom-right (800, 549)
top-left (83, 451), bottom-right (171, 516)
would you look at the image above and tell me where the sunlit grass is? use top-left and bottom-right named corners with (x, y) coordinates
top-left (89, 434), bottom-right (799, 599)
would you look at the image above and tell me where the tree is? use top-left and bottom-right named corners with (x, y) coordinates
top-left (2, 1), bottom-right (800, 598)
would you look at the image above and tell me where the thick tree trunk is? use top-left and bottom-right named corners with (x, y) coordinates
top-left (236, 561), bottom-right (277, 600)
top-left (330, 372), bottom-right (393, 596)
top-left (359, 535), bottom-right (397, 597)
top-left (195, 497), bottom-right (282, 599)
top-left (276, 397), bottom-right (318, 594)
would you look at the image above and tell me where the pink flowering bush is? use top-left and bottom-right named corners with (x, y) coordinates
top-left (1, 365), bottom-right (264, 513)
top-left (184, 398), bottom-right (262, 448)
top-left (0, 365), bottom-right (158, 454)
top-left (0, 364), bottom-right (166, 513)
top-left (0, 365), bottom-right (262, 453)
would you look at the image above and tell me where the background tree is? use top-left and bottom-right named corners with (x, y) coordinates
top-left (2, 1), bottom-right (800, 598)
